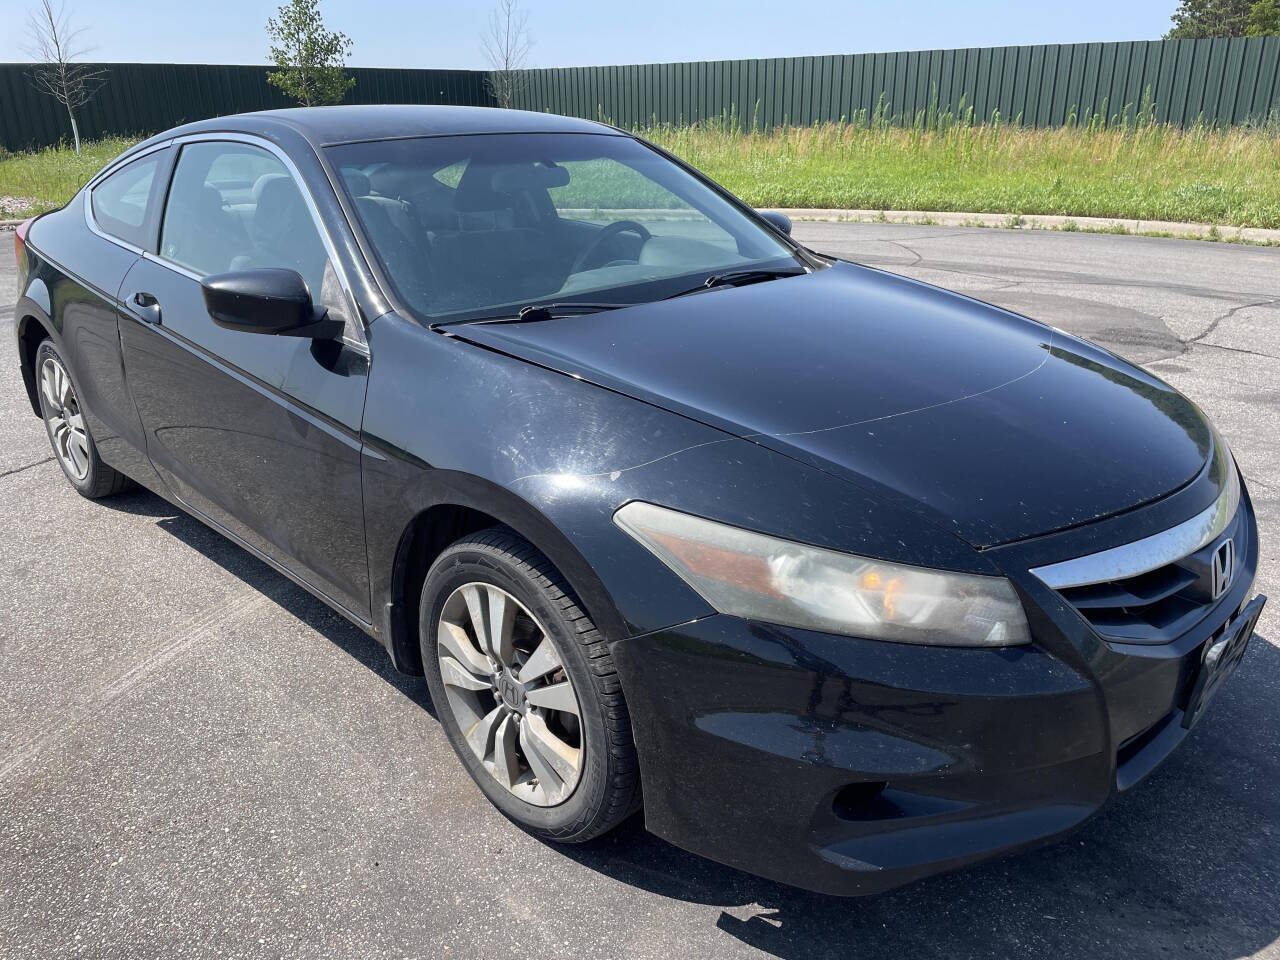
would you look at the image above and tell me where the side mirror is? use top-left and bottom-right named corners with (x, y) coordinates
top-left (201, 268), bottom-right (342, 339)
top-left (758, 209), bottom-right (792, 236)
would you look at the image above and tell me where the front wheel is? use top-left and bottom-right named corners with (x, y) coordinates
top-left (420, 528), bottom-right (641, 842)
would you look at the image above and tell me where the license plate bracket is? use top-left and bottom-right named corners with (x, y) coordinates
top-left (1183, 595), bottom-right (1266, 729)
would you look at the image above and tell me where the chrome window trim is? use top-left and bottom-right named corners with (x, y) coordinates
top-left (141, 250), bottom-right (201, 283)
top-left (1030, 454), bottom-right (1241, 590)
top-left (86, 138), bottom-right (175, 191)
top-left (83, 139), bottom-right (175, 256)
top-left (154, 132), bottom-right (368, 350)
top-left (84, 193), bottom-right (146, 257)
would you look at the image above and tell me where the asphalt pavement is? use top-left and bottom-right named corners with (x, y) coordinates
top-left (1, 224), bottom-right (1278, 959)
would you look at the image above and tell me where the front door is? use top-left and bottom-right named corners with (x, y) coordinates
top-left (118, 138), bottom-right (372, 621)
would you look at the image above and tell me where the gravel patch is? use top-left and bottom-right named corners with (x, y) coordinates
top-left (0, 196), bottom-right (34, 217)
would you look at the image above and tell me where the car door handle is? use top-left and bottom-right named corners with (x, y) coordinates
top-left (131, 291), bottom-right (162, 324)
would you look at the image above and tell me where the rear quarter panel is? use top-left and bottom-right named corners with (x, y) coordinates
top-left (19, 195), bottom-right (158, 486)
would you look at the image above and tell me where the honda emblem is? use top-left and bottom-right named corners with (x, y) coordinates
top-left (1211, 539), bottom-right (1235, 600)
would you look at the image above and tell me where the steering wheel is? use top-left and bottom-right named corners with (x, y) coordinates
top-left (570, 220), bottom-right (652, 274)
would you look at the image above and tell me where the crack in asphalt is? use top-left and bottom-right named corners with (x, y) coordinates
top-left (860, 244), bottom-right (1280, 367)
top-left (883, 239), bottom-right (925, 267)
top-left (871, 251), bottom-right (1015, 286)
top-left (1195, 341), bottom-right (1280, 362)
top-left (858, 252), bottom-right (1280, 303)
top-left (1185, 297), bottom-right (1280, 345)
top-left (0, 456), bottom-right (53, 479)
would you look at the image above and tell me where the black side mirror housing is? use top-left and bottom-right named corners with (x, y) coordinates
top-left (201, 268), bottom-right (343, 339)
top-left (758, 209), bottom-right (793, 236)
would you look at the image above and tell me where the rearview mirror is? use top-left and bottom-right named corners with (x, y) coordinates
top-left (758, 210), bottom-right (793, 236)
top-left (201, 268), bottom-right (342, 339)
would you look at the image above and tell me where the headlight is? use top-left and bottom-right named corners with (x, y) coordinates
top-left (614, 501), bottom-right (1030, 647)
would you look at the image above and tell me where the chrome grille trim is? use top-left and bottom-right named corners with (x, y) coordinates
top-left (1030, 454), bottom-right (1240, 590)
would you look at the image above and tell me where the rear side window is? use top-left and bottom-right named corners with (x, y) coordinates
top-left (90, 154), bottom-right (161, 248)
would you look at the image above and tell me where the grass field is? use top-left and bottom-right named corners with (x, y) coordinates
top-left (645, 118), bottom-right (1280, 229)
top-left (0, 138), bottom-right (140, 219)
top-left (3, 120), bottom-right (1279, 230)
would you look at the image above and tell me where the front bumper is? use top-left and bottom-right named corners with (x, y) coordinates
top-left (611, 488), bottom-right (1261, 897)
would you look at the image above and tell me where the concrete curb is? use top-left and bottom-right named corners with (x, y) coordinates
top-left (769, 208), bottom-right (1280, 244)
top-left (0, 219), bottom-right (21, 231)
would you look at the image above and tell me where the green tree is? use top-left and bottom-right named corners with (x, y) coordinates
top-left (266, 0), bottom-right (354, 107)
top-left (1165, 0), bottom-right (1254, 37)
top-left (1246, 0), bottom-right (1280, 34)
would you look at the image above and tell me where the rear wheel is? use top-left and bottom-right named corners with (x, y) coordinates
top-left (420, 528), bottom-right (641, 841)
top-left (34, 340), bottom-right (131, 499)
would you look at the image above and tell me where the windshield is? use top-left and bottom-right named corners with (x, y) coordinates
top-left (326, 133), bottom-right (803, 321)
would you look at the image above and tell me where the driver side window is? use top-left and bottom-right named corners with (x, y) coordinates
top-left (160, 141), bottom-right (359, 341)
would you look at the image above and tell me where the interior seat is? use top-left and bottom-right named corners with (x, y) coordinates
top-left (424, 165), bottom-right (565, 309)
top-left (163, 183), bottom-right (246, 275)
top-left (229, 176), bottom-right (328, 298)
top-left (342, 169), bottom-right (417, 241)
top-left (404, 183), bottom-right (460, 235)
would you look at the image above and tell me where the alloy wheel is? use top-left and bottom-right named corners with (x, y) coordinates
top-left (437, 582), bottom-right (584, 806)
top-left (40, 356), bottom-right (90, 481)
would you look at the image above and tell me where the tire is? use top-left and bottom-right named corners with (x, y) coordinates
top-left (420, 527), bottom-right (641, 842)
top-left (34, 340), bottom-right (132, 499)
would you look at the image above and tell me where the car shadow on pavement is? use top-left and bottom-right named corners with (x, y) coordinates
top-left (108, 486), bottom-right (1278, 960)
top-left (101, 485), bottom-right (437, 719)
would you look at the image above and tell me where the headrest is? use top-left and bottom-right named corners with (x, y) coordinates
top-left (198, 184), bottom-right (225, 214)
top-left (342, 169), bottom-right (372, 198)
top-left (454, 163), bottom-right (570, 212)
top-left (256, 175), bottom-right (304, 220)
top-left (251, 172), bottom-right (291, 202)
top-left (491, 164), bottom-right (570, 192)
top-left (252, 175), bottom-right (310, 245)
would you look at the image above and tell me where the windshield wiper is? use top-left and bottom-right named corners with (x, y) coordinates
top-left (663, 267), bottom-right (806, 301)
top-left (448, 302), bottom-right (632, 326)
top-left (438, 270), bottom-right (805, 327)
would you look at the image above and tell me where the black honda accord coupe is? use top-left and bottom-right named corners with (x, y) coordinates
top-left (12, 105), bottom-right (1263, 896)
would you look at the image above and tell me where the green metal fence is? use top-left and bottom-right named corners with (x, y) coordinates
top-left (0, 62), bottom-right (492, 151)
top-left (512, 37), bottom-right (1280, 130)
top-left (4, 36), bottom-right (1280, 152)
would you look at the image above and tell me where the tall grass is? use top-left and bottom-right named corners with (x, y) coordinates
top-left (3, 109), bottom-right (1279, 228)
top-left (0, 138), bottom-right (137, 219)
top-left (645, 104), bottom-right (1280, 228)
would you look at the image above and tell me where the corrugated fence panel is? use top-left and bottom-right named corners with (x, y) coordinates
top-left (0, 62), bottom-right (493, 151)
top-left (5, 37), bottom-right (1280, 151)
top-left (510, 37), bottom-right (1279, 130)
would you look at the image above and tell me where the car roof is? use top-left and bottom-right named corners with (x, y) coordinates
top-left (137, 104), bottom-right (621, 151)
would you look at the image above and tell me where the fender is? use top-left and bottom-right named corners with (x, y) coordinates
top-left (367, 458), bottom-right (631, 674)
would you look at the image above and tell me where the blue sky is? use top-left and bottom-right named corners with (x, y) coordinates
top-left (2, 0), bottom-right (1181, 68)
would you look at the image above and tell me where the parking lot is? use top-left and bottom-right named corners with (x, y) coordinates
top-left (2, 223), bottom-right (1278, 959)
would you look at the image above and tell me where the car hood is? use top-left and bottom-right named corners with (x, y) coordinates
top-left (452, 262), bottom-right (1213, 547)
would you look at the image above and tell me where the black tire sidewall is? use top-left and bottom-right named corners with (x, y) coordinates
top-left (420, 543), bottom-right (611, 838)
top-left (34, 340), bottom-right (101, 495)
